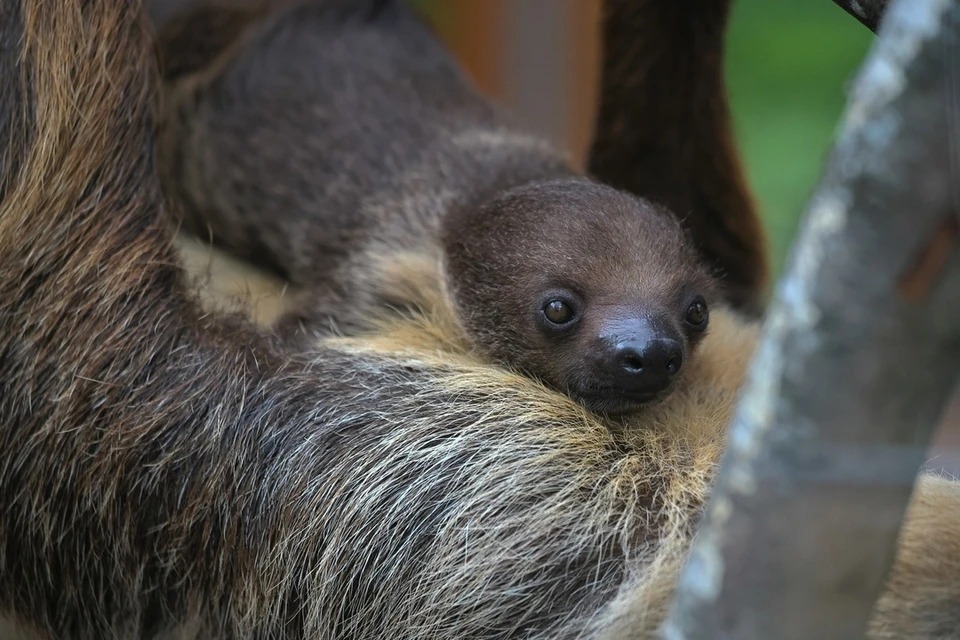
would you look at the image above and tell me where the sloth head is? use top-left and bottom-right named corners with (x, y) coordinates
top-left (441, 179), bottom-right (716, 415)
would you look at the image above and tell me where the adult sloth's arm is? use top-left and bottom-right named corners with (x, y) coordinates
top-left (588, 0), bottom-right (769, 314)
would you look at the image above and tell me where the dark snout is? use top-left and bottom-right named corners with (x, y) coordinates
top-left (613, 335), bottom-right (683, 394)
top-left (576, 317), bottom-right (685, 413)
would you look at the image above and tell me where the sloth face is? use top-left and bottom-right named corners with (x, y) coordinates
top-left (529, 286), bottom-right (710, 413)
top-left (443, 178), bottom-right (716, 414)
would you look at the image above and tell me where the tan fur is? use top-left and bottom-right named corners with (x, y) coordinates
top-left (175, 232), bottom-right (294, 326)
top-left (869, 475), bottom-right (960, 639)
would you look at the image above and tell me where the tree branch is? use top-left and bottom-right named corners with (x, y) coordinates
top-left (833, 0), bottom-right (890, 33)
top-left (662, 0), bottom-right (960, 637)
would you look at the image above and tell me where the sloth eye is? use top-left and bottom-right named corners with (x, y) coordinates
top-left (685, 297), bottom-right (709, 328)
top-left (543, 299), bottom-right (575, 325)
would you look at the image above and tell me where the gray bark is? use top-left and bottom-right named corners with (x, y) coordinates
top-left (661, 0), bottom-right (960, 638)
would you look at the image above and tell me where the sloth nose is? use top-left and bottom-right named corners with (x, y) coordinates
top-left (612, 338), bottom-right (683, 396)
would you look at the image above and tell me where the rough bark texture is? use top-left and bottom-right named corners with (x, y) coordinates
top-left (662, 0), bottom-right (960, 638)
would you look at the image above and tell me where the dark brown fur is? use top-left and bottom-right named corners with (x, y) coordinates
top-left (0, 1), bottom-right (958, 639)
top-left (155, 0), bottom-right (717, 414)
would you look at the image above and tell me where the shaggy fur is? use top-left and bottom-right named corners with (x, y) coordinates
top-left (0, 1), bottom-right (958, 639)
top-left (156, 0), bottom-right (717, 414)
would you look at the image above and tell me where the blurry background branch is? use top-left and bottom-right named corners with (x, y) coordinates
top-left (662, 0), bottom-right (960, 637)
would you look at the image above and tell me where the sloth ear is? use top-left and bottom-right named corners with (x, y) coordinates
top-left (587, 0), bottom-right (770, 315)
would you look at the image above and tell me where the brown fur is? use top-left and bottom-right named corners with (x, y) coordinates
top-left (154, 0), bottom-right (717, 414)
top-left (0, 1), bottom-right (958, 639)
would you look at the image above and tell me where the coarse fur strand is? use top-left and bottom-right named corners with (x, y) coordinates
top-left (0, 1), bottom-right (958, 639)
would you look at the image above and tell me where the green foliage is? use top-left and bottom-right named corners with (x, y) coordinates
top-left (725, 1), bottom-right (871, 273)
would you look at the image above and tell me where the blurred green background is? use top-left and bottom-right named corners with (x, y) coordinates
top-left (725, 0), bottom-right (871, 274)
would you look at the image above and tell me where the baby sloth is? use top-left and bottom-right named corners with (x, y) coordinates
top-left (158, 0), bottom-right (715, 415)
top-left (441, 179), bottom-right (714, 414)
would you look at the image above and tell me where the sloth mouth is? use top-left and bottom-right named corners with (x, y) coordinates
top-left (570, 384), bottom-right (665, 415)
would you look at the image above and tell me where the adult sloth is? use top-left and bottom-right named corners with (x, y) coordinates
top-left (0, 2), bottom-right (957, 640)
